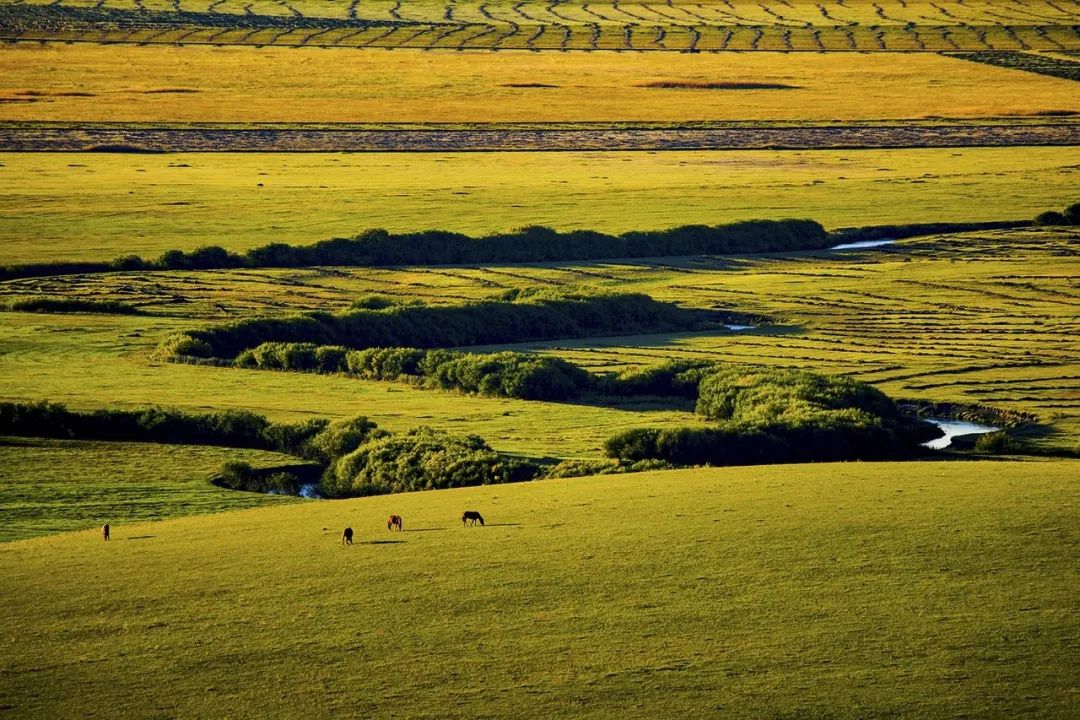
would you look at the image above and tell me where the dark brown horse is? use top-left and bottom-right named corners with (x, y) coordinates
top-left (387, 515), bottom-right (403, 531)
top-left (461, 511), bottom-right (485, 527)
top-left (102, 523), bottom-right (110, 541)
top-left (342, 527), bottom-right (354, 545)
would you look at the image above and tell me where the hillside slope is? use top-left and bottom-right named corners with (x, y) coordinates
top-left (2, 460), bottom-right (1076, 718)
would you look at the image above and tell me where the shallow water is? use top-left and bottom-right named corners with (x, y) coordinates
top-left (923, 419), bottom-right (999, 450)
top-left (724, 324), bottom-right (756, 331)
top-left (830, 239), bottom-right (896, 251)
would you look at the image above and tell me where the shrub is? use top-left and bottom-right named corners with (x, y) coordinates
top-left (324, 427), bottom-right (539, 498)
top-left (974, 431), bottom-right (1017, 454)
top-left (1034, 211), bottom-right (1066, 226)
top-left (304, 416), bottom-right (383, 464)
top-left (1063, 202), bottom-right (1080, 225)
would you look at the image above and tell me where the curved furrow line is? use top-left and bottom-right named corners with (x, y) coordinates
top-left (297, 26), bottom-right (339, 46)
top-left (207, 0), bottom-right (226, 12)
top-left (612, 0), bottom-right (653, 23)
top-left (243, 5), bottom-right (255, 17)
top-left (477, 4), bottom-right (497, 21)
top-left (973, 25), bottom-right (993, 48)
top-left (358, 24), bottom-right (402, 47)
top-left (490, 22), bottom-right (522, 50)
top-left (652, 23), bottom-right (667, 48)
top-left (1032, 24), bottom-right (1067, 50)
top-left (780, 27), bottom-right (793, 48)
top-left (985, 0), bottom-right (1067, 23)
top-left (389, 1), bottom-right (402, 21)
top-left (908, 26), bottom-right (927, 49)
top-left (558, 23), bottom-right (571, 50)
top-left (871, 25), bottom-right (887, 47)
top-left (524, 23), bottom-right (546, 50)
top-left (326, 26), bottom-right (370, 46)
top-left (641, 2), bottom-right (688, 24)
top-left (757, 3), bottom-right (811, 28)
top-left (579, 2), bottom-right (616, 24)
top-left (393, 24), bottom-right (442, 48)
top-left (749, 25), bottom-right (764, 49)
top-left (443, 3), bottom-right (454, 22)
top-left (622, 23), bottom-right (633, 49)
top-left (346, 0), bottom-right (358, 21)
top-left (457, 23), bottom-right (500, 48)
top-left (810, 27), bottom-right (825, 48)
top-left (816, 4), bottom-right (858, 26)
top-left (1001, 24), bottom-right (1032, 48)
top-left (546, 1), bottom-right (576, 23)
top-left (512, 1), bottom-right (541, 23)
top-left (687, 24), bottom-right (701, 51)
top-left (424, 22), bottom-right (473, 48)
top-left (588, 22), bottom-right (600, 48)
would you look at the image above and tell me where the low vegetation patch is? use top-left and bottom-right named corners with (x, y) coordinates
top-left (637, 81), bottom-right (800, 90)
top-left (6, 297), bottom-right (140, 315)
top-left (1033, 202), bottom-right (1080, 227)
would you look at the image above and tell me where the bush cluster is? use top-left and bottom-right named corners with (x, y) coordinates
top-left (323, 427), bottom-right (539, 498)
top-left (238, 343), bottom-right (591, 401)
top-left (604, 366), bottom-right (940, 466)
top-left (1033, 202), bottom-right (1080, 227)
top-left (160, 289), bottom-right (704, 361)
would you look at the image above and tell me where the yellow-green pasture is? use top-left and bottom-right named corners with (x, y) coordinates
top-left (3, 0), bottom-right (1077, 51)
top-left (3, 45), bottom-right (1078, 123)
top-left (0, 437), bottom-right (301, 541)
top-left (2, 148), bottom-right (1078, 264)
top-left (2, 460), bottom-right (1077, 718)
top-left (1, 229), bottom-right (1076, 455)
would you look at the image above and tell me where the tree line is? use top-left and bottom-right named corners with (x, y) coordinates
top-left (0, 219), bottom-right (829, 280)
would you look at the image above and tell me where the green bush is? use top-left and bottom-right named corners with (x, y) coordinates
top-left (1034, 211), bottom-right (1067, 226)
top-left (324, 427), bottom-right (539, 498)
top-left (974, 431), bottom-right (1017, 454)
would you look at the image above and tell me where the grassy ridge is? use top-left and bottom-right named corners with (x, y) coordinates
top-left (1, 460), bottom-right (1076, 718)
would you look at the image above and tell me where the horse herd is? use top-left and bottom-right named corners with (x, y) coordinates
top-left (100, 511), bottom-right (486, 544)
top-left (341, 511), bottom-right (485, 545)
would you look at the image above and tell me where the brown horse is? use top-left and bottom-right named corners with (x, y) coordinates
top-left (387, 515), bottom-right (403, 531)
top-left (461, 511), bottom-right (485, 527)
top-left (102, 523), bottom-right (110, 541)
top-left (342, 527), bottom-right (354, 545)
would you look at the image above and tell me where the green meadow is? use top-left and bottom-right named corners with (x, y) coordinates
top-left (0, 437), bottom-right (299, 542)
top-left (2, 460), bottom-right (1076, 718)
top-left (1, 148), bottom-right (1077, 263)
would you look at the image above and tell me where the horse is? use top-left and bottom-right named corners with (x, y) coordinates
top-left (342, 526), bottom-right (354, 545)
top-left (102, 523), bottom-right (110, 542)
top-left (387, 515), bottom-right (403, 531)
top-left (461, 511), bottom-right (485, 527)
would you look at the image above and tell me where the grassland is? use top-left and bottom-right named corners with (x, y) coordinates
top-left (2, 459), bottom-right (1076, 718)
top-left (2, 0), bottom-right (1077, 51)
top-left (1, 229), bottom-right (1076, 457)
top-left (2, 44), bottom-right (1078, 123)
top-left (0, 436), bottom-right (301, 541)
top-left (2, 148), bottom-right (1078, 263)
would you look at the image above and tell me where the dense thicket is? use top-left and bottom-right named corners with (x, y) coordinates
top-left (0, 401), bottom-right (387, 470)
top-left (1034, 202), bottom-right (1080, 227)
top-left (323, 427), bottom-right (539, 498)
top-left (0, 220), bottom-right (827, 280)
top-left (160, 289), bottom-right (705, 361)
top-left (604, 367), bottom-right (941, 466)
top-left (237, 344), bottom-right (591, 401)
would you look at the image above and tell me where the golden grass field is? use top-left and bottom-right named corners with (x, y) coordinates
top-left (2, 44), bottom-right (1078, 122)
top-left (2, 459), bottom-right (1077, 718)
top-left (2, 148), bottom-right (1078, 263)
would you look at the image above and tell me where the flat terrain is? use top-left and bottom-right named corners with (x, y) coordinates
top-left (2, 45), bottom-right (1078, 123)
top-left (0, 437), bottom-right (300, 541)
top-left (2, 148), bottom-right (1077, 263)
top-left (2, 229), bottom-right (1076, 457)
top-left (2, 0), bottom-right (1077, 51)
top-left (2, 460), bottom-right (1076, 718)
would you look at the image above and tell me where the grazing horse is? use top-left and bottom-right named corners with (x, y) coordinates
top-left (342, 527), bottom-right (354, 545)
top-left (461, 511), bottom-right (485, 527)
top-left (387, 515), bottom-right (403, 532)
top-left (102, 523), bottom-right (110, 542)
